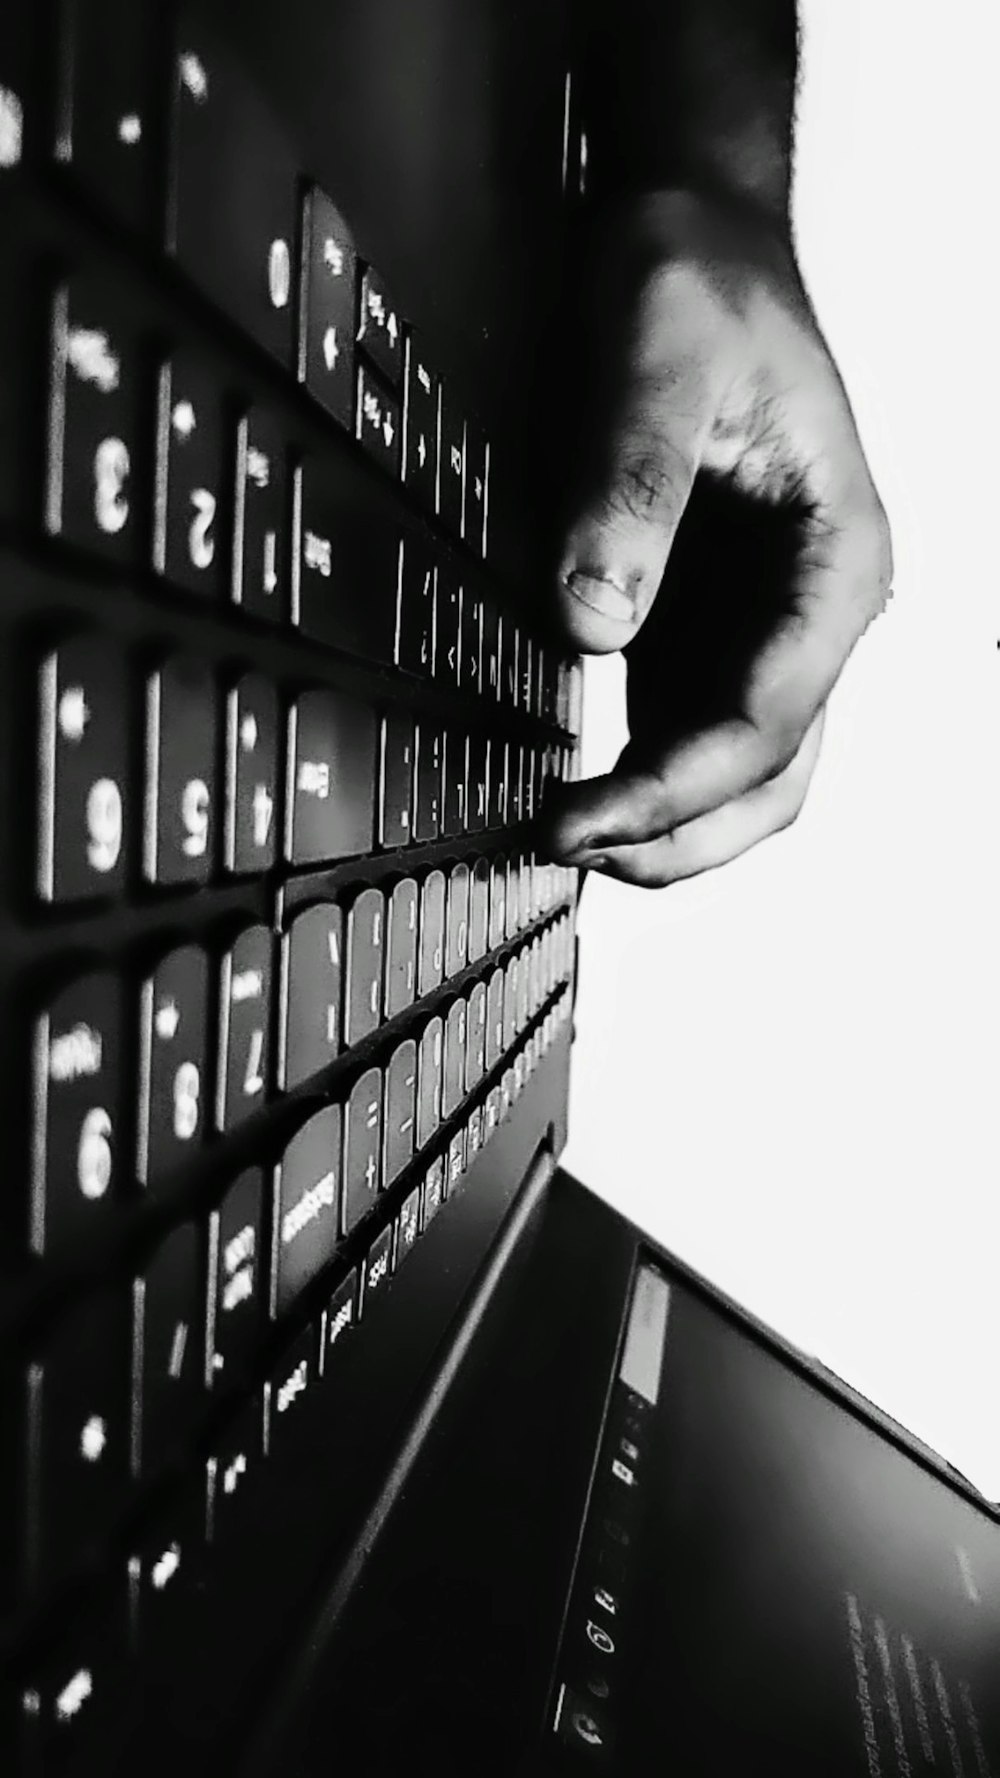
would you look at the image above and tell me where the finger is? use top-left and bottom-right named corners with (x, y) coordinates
top-left (554, 275), bottom-right (727, 656)
top-left (579, 709), bottom-right (825, 887)
top-left (548, 490), bottom-right (889, 859)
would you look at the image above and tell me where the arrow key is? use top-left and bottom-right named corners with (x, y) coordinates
top-left (358, 264), bottom-right (403, 387)
top-left (356, 362), bottom-right (401, 479)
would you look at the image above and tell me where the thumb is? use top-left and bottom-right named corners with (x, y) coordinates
top-left (554, 361), bottom-right (715, 655)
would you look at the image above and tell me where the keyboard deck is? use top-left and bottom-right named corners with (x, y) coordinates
top-left (0, 4), bottom-right (582, 1767)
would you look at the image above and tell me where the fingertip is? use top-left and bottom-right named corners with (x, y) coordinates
top-left (554, 568), bottom-right (638, 655)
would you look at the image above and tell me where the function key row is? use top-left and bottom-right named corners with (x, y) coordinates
top-left (28, 868), bottom-right (576, 1258)
top-left (390, 538), bottom-right (582, 729)
top-left (7, 950), bottom-right (573, 1611)
top-left (8, 986), bottom-right (574, 1768)
top-left (32, 614), bottom-right (576, 907)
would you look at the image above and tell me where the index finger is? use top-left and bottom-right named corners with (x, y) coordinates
top-left (543, 492), bottom-right (892, 858)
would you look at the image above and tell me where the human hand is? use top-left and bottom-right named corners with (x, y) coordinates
top-left (538, 191), bottom-right (893, 886)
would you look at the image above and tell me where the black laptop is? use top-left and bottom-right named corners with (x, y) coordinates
top-left (1, 3), bottom-right (997, 1773)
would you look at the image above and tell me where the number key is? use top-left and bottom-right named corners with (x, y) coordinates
top-left (217, 925), bottom-right (272, 1131)
top-left (137, 943), bottom-right (208, 1194)
top-left (46, 273), bottom-right (143, 562)
top-left (234, 408), bottom-right (288, 619)
top-left (36, 632), bottom-right (128, 903)
top-left (224, 673), bottom-right (279, 874)
top-left (144, 656), bottom-right (216, 885)
top-left (154, 347), bottom-right (228, 597)
top-left (30, 972), bottom-right (123, 1257)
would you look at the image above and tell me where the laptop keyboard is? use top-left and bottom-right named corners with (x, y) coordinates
top-left (0, 6), bottom-right (582, 1768)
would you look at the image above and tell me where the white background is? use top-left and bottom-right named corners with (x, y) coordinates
top-left (562, 0), bottom-right (1000, 1496)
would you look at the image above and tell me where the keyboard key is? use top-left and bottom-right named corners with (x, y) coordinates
top-left (533, 643), bottom-right (547, 721)
top-left (280, 901), bottom-right (342, 1089)
top-left (417, 868), bottom-right (445, 995)
top-left (36, 631), bottom-right (129, 903)
top-left (360, 1223), bottom-right (393, 1311)
top-left (23, 1290), bottom-right (131, 1589)
top-left (465, 425), bottom-right (489, 558)
top-left (266, 1324), bottom-right (319, 1457)
top-left (438, 381), bottom-right (465, 534)
top-left (154, 346), bottom-right (229, 597)
top-left (447, 1129), bottom-right (465, 1195)
top-left (206, 1396), bottom-right (263, 1546)
top-left (413, 721), bottom-right (441, 842)
top-left (520, 855), bottom-right (533, 931)
top-left (481, 597), bottom-right (501, 701)
top-left (358, 264), bottom-right (403, 387)
top-left (321, 1269), bottom-right (357, 1375)
top-left (441, 730), bottom-right (467, 837)
top-left (445, 862), bottom-right (470, 979)
top-left (56, 0), bottom-right (156, 234)
top-left (295, 458), bottom-right (398, 664)
top-left (385, 878), bottom-right (418, 1020)
top-left (298, 185), bottom-right (357, 428)
top-left (133, 1220), bottom-right (203, 1475)
top-left (394, 531), bottom-right (435, 676)
top-left (272, 1106), bottom-right (341, 1318)
top-left (137, 943), bottom-right (209, 1192)
top-left (383, 1039), bottom-right (416, 1187)
top-left (395, 1186), bottom-right (421, 1266)
top-left (287, 687), bottom-right (376, 865)
top-left (17, 1584), bottom-right (129, 1770)
top-left (489, 855), bottom-right (506, 951)
top-left (378, 710), bottom-right (414, 848)
top-left (224, 673), bottom-right (280, 875)
top-left (402, 331), bottom-right (439, 512)
top-left (216, 924), bottom-right (272, 1131)
top-left (169, 17), bottom-right (298, 364)
top-left (487, 737), bottom-right (507, 830)
top-left (208, 1167), bottom-right (264, 1386)
top-left (344, 887), bottom-right (385, 1046)
top-left (30, 971), bottom-right (122, 1256)
top-left (509, 742), bottom-right (525, 825)
top-left (234, 407), bottom-right (288, 620)
top-left (520, 635), bottom-right (534, 713)
top-left (462, 588), bottom-right (483, 694)
top-left (466, 981), bottom-right (487, 1091)
top-left (467, 1103), bottom-right (484, 1162)
top-left (467, 732), bottom-right (489, 832)
top-left (506, 855), bottom-right (520, 939)
top-left (485, 969), bottom-right (504, 1072)
top-left (423, 1155), bottom-right (444, 1227)
top-left (503, 620), bottom-right (519, 706)
top-left (435, 560), bottom-right (462, 688)
top-left (442, 999), bottom-right (467, 1118)
top-left (415, 1017), bottom-right (442, 1149)
top-left (503, 958), bottom-right (518, 1049)
top-left (46, 273), bottom-right (143, 561)
top-left (129, 1491), bottom-right (204, 1660)
top-left (517, 946), bottom-right (531, 1030)
top-left (144, 655), bottom-right (216, 886)
top-left (356, 361), bottom-right (401, 476)
top-left (342, 1068), bottom-right (382, 1232)
top-left (468, 857), bottom-right (490, 962)
top-left (485, 1086), bottom-right (501, 1138)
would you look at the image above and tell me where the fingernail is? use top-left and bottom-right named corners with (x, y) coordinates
top-left (563, 569), bottom-right (634, 623)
